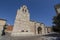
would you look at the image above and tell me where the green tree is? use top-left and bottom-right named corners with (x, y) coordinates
top-left (52, 14), bottom-right (60, 33)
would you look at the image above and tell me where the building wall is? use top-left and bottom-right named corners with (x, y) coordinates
top-left (0, 19), bottom-right (6, 36)
top-left (0, 20), bottom-right (6, 25)
top-left (29, 21), bottom-right (35, 34)
top-left (28, 21), bottom-right (45, 35)
top-left (45, 27), bottom-right (52, 34)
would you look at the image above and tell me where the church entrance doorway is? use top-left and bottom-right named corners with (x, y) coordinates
top-left (37, 27), bottom-right (42, 34)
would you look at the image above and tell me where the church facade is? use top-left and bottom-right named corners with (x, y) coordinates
top-left (11, 5), bottom-right (51, 36)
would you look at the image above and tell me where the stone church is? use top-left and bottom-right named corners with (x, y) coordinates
top-left (11, 5), bottom-right (47, 36)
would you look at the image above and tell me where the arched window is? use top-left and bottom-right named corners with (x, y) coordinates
top-left (22, 7), bottom-right (27, 13)
top-left (25, 9), bottom-right (27, 12)
top-left (22, 8), bottom-right (24, 12)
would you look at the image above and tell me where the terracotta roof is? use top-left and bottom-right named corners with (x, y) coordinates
top-left (0, 18), bottom-right (7, 21)
top-left (6, 25), bottom-right (13, 31)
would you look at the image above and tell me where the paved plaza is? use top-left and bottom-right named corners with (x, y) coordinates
top-left (0, 33), bottom-right (59, 40)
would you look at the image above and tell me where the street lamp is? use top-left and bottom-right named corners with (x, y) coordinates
top-left (55, 4), bottom-right (60, 15)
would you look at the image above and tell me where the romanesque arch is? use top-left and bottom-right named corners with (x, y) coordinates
top-left (37, 27), bottom-right (42, 34)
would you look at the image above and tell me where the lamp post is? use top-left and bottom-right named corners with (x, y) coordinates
top-left (55, 4), bottom-right (60, 15)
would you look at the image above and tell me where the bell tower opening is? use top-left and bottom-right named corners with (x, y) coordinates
top-left (22, 5), bottom-right (28, 14)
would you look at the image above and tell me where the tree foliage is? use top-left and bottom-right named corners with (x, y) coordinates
top-left (1, 24), bottom-right (7, 36)
top-left (52, 14), bottom-right (60, 33)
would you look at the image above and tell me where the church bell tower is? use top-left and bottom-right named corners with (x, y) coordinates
top-left (11, 5), bottom-right (34, 36)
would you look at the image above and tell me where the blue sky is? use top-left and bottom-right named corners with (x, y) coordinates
top-left (0, 0), bottom-right (60, 26)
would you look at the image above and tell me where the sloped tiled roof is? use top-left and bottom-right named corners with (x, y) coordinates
top-left (0, 18), bottom-right (7, 21)
top-left (6, 25), bottom-right (13, 31)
